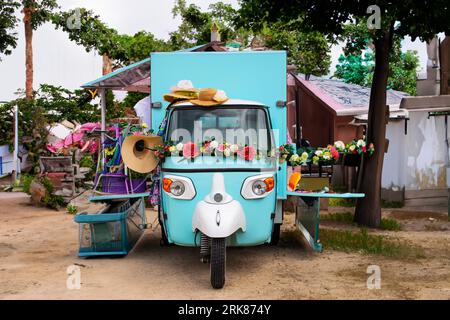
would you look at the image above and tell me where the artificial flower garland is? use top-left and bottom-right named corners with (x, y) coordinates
top-left (150, 139), bottom-right (375, 164)
top-left (152, 140), bottom-right (262, 162)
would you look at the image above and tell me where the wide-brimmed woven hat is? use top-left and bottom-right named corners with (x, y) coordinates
top-left (164, 80), bottom-right (199, 103)
top-left (121, 134), bottom-right (163, 173)
top-left (190, 88), bottom-right (229, 107)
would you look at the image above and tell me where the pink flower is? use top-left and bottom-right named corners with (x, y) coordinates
top-left (238, 146), bottom-right (257, 161)
top-left (217, 143), bottom-right (226, 153)
top-left (203, 141), bottom-right (211, 151)
top-left (329, 147), bottom-right (339, 160)
top-left (183, 142), bottom-right (199, 159)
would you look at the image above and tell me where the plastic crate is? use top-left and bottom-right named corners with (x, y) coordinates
top-left (74, 197), bottom-right (146, 257)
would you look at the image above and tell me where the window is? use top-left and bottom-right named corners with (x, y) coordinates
top-left (167, 106), bottom-right (273, 152)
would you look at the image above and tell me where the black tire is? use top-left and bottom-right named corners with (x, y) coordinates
top-left (158, 206), bottom-right (170, 246)
top-left (210, 238), bottom-right (226, 289)
top-left (159, 222), bottom-right (170, 246)
top-left (270, 224), bottom-right (281, 246)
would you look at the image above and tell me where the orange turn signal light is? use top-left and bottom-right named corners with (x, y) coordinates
top-left (264, 177), bottom-right (275, 192)
top-left (162, 178), bottom-right (173, 193)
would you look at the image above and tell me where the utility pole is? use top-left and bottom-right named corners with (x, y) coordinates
top-left (13, 104), bottom-right (20, 183)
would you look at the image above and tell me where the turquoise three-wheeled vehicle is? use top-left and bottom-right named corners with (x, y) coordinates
top-left (144, 51), bottom-right (288, 288)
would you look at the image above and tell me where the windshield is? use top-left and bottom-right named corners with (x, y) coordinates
top-left (166, 106), bottom-right (273, 152)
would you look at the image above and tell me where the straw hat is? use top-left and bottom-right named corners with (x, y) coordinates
top-left (164, 80), bottom-right (199, 103)
top-left (121, 134), bottom-right (163, 173)
top-left (191, 88), bottom-right (229, 107)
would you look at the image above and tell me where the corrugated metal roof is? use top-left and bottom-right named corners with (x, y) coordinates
top-left (294, 74), bottom-right (409, 116)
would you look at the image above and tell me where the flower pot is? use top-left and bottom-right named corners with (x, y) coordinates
top-left (343, 153), bottom-right (361, 167)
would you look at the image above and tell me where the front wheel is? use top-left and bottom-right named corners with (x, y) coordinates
top-left (210, 238), bottom-right (226, 289)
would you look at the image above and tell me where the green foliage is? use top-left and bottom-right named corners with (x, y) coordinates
top-left (262, 25), bottom-right (331, 77)
top-left (22, 0), bottom-right (58, 29)
top-left (0, 0), bottom-right (20, 58)
top-left (52, 9), bottom-right (170, 66)
top-left (379, 218), bottom-right (402, 231)
top-left (120, 92), bottom-right (147, 110)
top-left (23, 175), bottom-right (65, 209)
top-left (36, 84), bottom-right (99, 124)
top-left (170, 0), bottom-right (239, 49)
top-left (329, 198), bottom-right (356, 207)
top-left (335, 52), bottom-right (374, 87)
top-left (335, 29), bottom-right (420, 95)
top-left (0, 85), bottom-right (101, 171)
top-left (0, 0), bottom-right (57, 59)
top-left (79, 154), bottom-right (95, 181)
top-left (0, 99), bottom-right (49, 171)
top-left (21, 174), bottom-right (35, 194)
top-left (66, 204), bottom-right (78, 215)
top-left (320, 228), bottom-right (423, 259)
top-left (322, 212), bottom-right (354, 223)
top-left (322, 211), bottom-right (402, 231)
top-left (1, 85), bottom-right (98, 143)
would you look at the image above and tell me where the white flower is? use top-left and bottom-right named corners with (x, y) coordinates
top-left (224, 148), bottom-right (231, 157)
top-left (210, 140), bottom-right (219, 149)
top-left (334, 140), bottom-right (345, 151)
top-left (290, 154), bottom-right (300, 162)
top-left (300, 152), bottom-right (309, 161)
top-left (230, 144), bottom-right (239, 153)
top-left (315, 150), bottom-right (323, 157)
top-left (323, 154), bottom-right (331, 160)
top-left (349, 145), bottom-right (356, 152)
top-left (357, 139), bottom-right (366, 147)
top-left (176, 143), bottom-right (184, 152)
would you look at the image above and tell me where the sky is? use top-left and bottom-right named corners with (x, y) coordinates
top-left (0, 0), bottom-right (431, 102)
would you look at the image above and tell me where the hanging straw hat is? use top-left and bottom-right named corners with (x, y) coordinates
top-left (163, 80), bottom-right (199, 103)
top-left (121, 134), bottom-right (163, 173)
top-left (191, 88), bottom-right (229, 107)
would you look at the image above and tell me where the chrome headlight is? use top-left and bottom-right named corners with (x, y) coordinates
top-left (169, 180), bottom-right (185, 196)
top-left (162, 175), bottom-right (196, 200)
top-left (252, 180), bottom-right (267, 196)
top-left (241, 174), bottom-right (275, 200)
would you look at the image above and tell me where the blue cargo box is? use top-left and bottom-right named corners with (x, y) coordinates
top-left (74, 197), bottom-right (147, 257)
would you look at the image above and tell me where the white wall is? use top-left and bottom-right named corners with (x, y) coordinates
top-left (404, 111), bottom-right (450, 190)
top-left (382, 120), bottom-right (407, 191)
top-left (382, 111), bottom-right (450, 192)
top-left (0, 145), bottom-right (28, 175)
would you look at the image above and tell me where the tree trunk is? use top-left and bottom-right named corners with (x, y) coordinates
top-left (354, 26), bottom-right (394, 228)
top-left (24, 7), bottom-right (33, 101)
top-left (102, 53), bottom-right (112, 75)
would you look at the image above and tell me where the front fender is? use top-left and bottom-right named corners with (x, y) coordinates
top-left (192, 200), bottom-right (246, 238)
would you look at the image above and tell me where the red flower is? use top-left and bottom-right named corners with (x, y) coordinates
top-left (183, 142), bottom-right (199, 159)
top-left (238, 146), bottom-right (257, 161)
top-left (362, 146), bottom-right (367, 153)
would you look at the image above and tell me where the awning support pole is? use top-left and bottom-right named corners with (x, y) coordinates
top-left (100, 89), bottom-right (106, 144)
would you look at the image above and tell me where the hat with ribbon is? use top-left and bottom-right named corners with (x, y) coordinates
top-left (190, 88), bottom-right (229, 107)
top-left (163, 80), bottom-right (199, 103)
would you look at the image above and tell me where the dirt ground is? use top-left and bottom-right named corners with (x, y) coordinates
top-left (0, 192), bottom-right (449, 300)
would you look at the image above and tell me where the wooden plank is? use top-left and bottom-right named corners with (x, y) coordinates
top-left (405, 197), bottom-right (448, 207)
top-left (405, 189), bottom-right (449, 199)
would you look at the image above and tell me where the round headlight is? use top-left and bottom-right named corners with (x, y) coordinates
top-left (252, 180), bottom-right (267, 196)
top-left (170, 181), bottom-right (185, 196)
